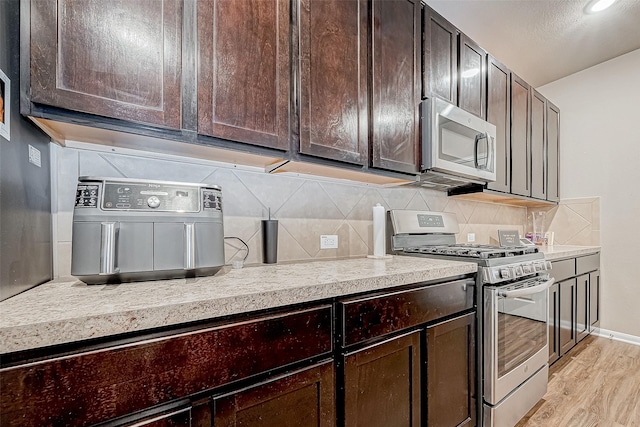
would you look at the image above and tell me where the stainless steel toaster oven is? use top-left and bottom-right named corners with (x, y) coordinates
top-left (71, 177), bottom-right (224, 284)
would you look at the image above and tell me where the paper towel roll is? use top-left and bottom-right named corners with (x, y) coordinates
top-left (372, 203), bottom-right (385, 257)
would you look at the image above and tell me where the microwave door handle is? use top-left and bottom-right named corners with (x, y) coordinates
top-left (498, 277), bottom-right (554, 298)
top-left (484, 133), bottom-right (492, 169)
top-left (474, 133), bottom-right (482, 169)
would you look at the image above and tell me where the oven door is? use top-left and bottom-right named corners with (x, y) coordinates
top-left (484, 277), bottom-right (553, 405)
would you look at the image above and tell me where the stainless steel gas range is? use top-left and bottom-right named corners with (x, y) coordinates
top-left (387, 210), bottom-right (553, 427)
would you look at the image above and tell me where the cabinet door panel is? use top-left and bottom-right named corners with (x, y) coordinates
top-left (559, 278), bottom-right (577, 355)
top-left (214, 362), bottom-right (335, 427)
top-left (548, 282), bottom-right (560, 365)
top-left (30, 0), bottom-right (182, 129)
top-left (344, 331), bottom-right (421, 427)
top-left (423, 7), bottom-right (458, 103)
top-left (589, 271), bottom-right (601, 330)
top-left (547, 101), bottom-right (560, 202)
top-left (197, 0), bottom-right (290, 149)
top-left (427, 312), bottom-right (476, 427)
top-left (531, 89), bottom-right (547, 200)
top-left (298, 0), bottom-right (367, 164)
top-left (458, 34), bottom-right (486, 119)
top-left (576, 274), bottom-right (589, 342)
top-left (486, 56), bottom-right (510, 193)
top-left (371, 0), bottom-right (421, 174)
top-left (510, 74), bottom-right (531, 197)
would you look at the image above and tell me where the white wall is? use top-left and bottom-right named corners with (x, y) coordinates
top-left (538, 49), bottom-right (640, 337)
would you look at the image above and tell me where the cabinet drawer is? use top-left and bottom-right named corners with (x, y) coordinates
top-left (551, 258), bottom-right (576, 282)
top-left (577, 253), bottom-right (600, 275)
top-left (340, 279), bottom-right (475, 347)
top-left (0, 306), bottom-right (332, 427)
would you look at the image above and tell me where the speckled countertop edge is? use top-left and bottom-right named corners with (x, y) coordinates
top-left (540, 245), bottom-right (601, 261)
top-left (0, 256), bottom-right (476, 354)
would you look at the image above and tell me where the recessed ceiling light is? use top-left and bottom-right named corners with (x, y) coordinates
top-left (587, 0), bottom-right (616, 13)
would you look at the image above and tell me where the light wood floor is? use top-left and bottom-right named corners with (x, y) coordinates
top-left (516, 335), bottom-right (640, 427)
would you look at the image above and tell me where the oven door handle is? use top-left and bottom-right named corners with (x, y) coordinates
top-left (498, 277), bottom-right (554, 298)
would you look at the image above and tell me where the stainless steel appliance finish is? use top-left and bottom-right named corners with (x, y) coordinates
top-left (71, 177), bottom-right (225, 284)
top-left (0, 0), bottom-right (53, 301)
top-left (388, 209), bottom-right (551, 427)
top-left (416, 96), bottom-right (497, 191)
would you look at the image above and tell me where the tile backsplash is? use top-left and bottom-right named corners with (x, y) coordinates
top-left (52, 145), bottom-right (529, 277)
top-left (527, 197), bottom-right (600, 246)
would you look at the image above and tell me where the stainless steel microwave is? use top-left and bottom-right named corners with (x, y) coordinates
top-left (417, 96), bottom-right (497, 190)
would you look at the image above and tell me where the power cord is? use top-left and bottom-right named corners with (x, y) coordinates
top-left (224, 236), bottom-right (249, 266)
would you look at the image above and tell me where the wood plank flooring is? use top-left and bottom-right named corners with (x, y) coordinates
top-left (516, 335), bottom-right (640, 427)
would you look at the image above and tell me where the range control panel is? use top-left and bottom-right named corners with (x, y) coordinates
top-left (75, 181), bottom-right (222, 212)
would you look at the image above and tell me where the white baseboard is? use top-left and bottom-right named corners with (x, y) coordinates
top-left (594, 328), bottom-right (640, 346)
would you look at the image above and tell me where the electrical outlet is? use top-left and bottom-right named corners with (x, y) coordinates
top-left (467, 233), bottom-right (476, 243)
top-left (320, 235), bottom-right (338, 249)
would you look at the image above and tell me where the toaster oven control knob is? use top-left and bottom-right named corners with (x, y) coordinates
top-left (147, 196), bottom-right (161, 208)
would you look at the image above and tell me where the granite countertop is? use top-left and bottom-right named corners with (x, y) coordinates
top-left (0, 256), bottom-right (476, 354)
top-left (539, 245), bottom-right (601, 261)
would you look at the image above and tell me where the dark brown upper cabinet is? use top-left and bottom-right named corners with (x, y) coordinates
top-left (486, 56), bottom-right (511, 193)
top-left (530, 88), bottom-right (547, 200)
top-left (547, 100), bottom-right (560, 202)
top-left (298, 0), bottom-right (368, 165)
top-left (510, 74), bottom-right (531, 197)
top-left (28, 0), bottom-right (183, 129)
top-left (197, 0), bottom-right (290, 150)
top-left (370, 0), bottom-right (422, 174)
top-left (423, 7), bottom-right (458, 104)
top-left (458, 34), bottom-right (487, 119)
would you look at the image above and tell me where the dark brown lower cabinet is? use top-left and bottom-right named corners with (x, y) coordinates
top-left (576, 273), bottom-right (590, 342)
top-left (343, 331), bottom-right (421, 427)
top-left (559, 278), bottom-right (577, 355)
top-left (548, 282), bottom-right (560, 365)
top-left (213, 362), bottom-right (335, 427)
top-left (426, 312), bottom-right (476, 427)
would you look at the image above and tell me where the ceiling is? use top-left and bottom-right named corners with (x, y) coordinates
top-left (425, 0), bottom-right (640, 87)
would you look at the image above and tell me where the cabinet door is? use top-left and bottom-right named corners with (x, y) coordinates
top-left (547, 101), bottom-right (560, 202)
top-left (213, 362), bottom-right (335, 427)
top-left (29, 0), bottom-right (182, 129)
top-left (370, 0), bottom-right (421, 174)
top-left (486, 56), bottom-right (511, 193)
top-left (298, 0), bottom-right (368, 164)
top-left (576, 274), bottom-right (589, 342)
top-left (426, 312), bottom-right (476, 427)
top-left (589, 270), bottom-right (601, 331)
top-left (423, 7), bottom-right (458, 104)
top-left (197, 0), bottom-right (290, 150)
top-left (343, 331), bottom-right (421, 427)
top-left (559, 278), bottom-right (577, 355)
top-left (548, 282), bottom-right (560, 365)
top-left (458, 34), bottom-right (486, 119)
top-left (510, 74), bottom-right (531, 197)
top-left (530, 89), bottom-right (547, 200)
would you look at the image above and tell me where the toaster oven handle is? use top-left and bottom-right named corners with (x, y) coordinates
top-left (184, 223), bottom-right (196, 270)
top-left (498, 277), bottom-right (554, 299)
top-left (100, 222), bottom-right (119, 275)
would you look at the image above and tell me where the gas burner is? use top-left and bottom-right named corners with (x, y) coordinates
top-left (403, 244), bottom-right (538, 260)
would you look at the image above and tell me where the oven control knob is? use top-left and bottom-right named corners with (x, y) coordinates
top-left (522, 264), bottom-right (533, 274)
top-left (545, 261), bottom-right (553, 270)
top-left (533, 262), bottom-right (543, 272)
top-left (500, 268), bottom-right (511, 279)
top-left (147, 196), bottom-right (161, 208)
top-left (514, 266), bottom-right (524, 276)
